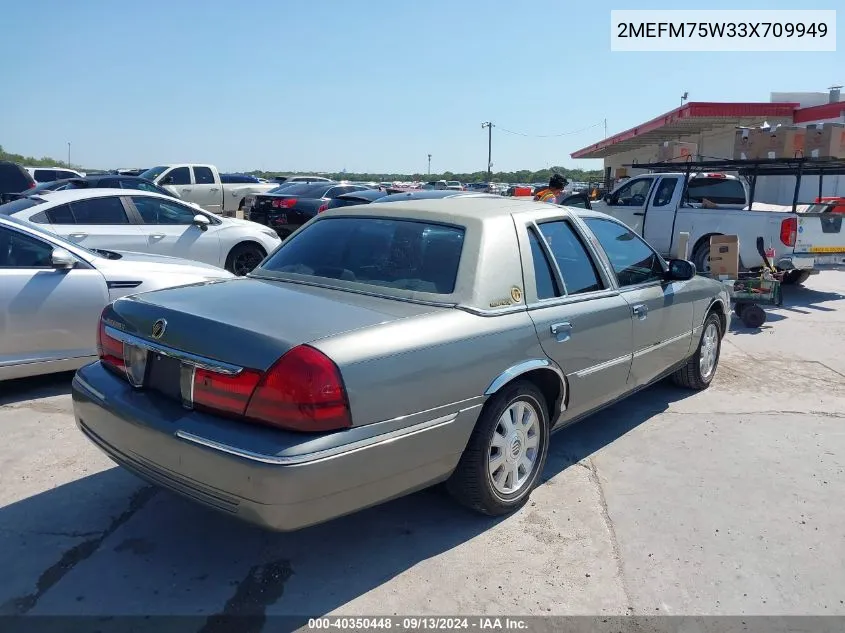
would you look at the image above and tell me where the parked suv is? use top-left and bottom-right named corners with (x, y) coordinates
top-left (0, 161), bottom-right (36, 203)
top-left (25, 166), bottom-right (85, 183)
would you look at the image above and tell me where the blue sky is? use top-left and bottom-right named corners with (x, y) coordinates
top-left (0, 0), bottom-right (841, 174)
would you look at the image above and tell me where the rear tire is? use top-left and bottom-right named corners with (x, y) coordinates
top-left (446, 380), bottom-right (550, 516)
top-left (225, 243), bottom-right (266, 276)
top-left (781, 270), bottom-right (811, 286)
top-left (741, 304), bottom-right (767, 328)
top-left (691, 240), bottom-right (712, 275)
top-left (672, 312), bottom-right (722, 390)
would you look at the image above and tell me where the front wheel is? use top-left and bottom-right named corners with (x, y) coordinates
top-left (225, 243), bottom-right (266, 276)
top-left (447, 380), bottom-right (550, 516)
top-left (672, 312), bottom-right (722, 390)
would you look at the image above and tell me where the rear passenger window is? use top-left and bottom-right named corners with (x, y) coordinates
top-left (537, 221), bottom-right (603, 295)
top-left (33, 170), bottom-right (56, 182)
top-left (46, 204), bottom-right (76, 224)
top-left (528, 229), bottom-right (559, 300)
top-left (193, 166), bottom-right (215, 184)
top-left (69, 197), bottom-right (129, 224)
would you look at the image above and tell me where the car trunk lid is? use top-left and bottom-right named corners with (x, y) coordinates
top-left (107, 276), bottom-right (441, 372)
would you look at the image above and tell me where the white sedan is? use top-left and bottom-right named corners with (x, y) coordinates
top-left (0, 214), bottom-right (235, 381)
top-left (0, 189), bottom-right (282, 276)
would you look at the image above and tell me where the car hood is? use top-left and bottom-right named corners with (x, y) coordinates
top-left (92, 250), bottom-right (234, 278)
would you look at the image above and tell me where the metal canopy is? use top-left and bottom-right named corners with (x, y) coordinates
top-left (571, 102), bottom-right (799, 159)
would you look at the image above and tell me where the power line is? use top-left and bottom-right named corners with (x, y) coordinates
top-left (496, 121), bottom-right (605, 138)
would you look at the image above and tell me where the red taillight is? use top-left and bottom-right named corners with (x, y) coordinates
top-left (193, 367), bottom-right (262, 417)
top-left (780, 217), bottom-right (797, 247)
top-left (97, 312), bottom-right (125, 372)
top-left (244, 345), bottom-right (351, 432)
top-left (272, 198), bottom-right (296, 208)
top-left (317, 202), bottom-right (329, 213)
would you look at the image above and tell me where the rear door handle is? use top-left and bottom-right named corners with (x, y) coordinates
top-left (632, 304), bottom-right (648, 319)
top-left (209, 187), bottom-right (219, 192)
top-left (150, 234), bottom-right (165, 239)
top-left (550, 322), bottom-right (572, 342)
top-left (181, 188), bottom-right (192, 193)
top-left (68, 233), bottom-right (87, 239)
top-left (633, 212), bottom-right (645, 216)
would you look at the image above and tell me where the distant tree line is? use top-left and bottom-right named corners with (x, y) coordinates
top-left (0, 146), bottom-right (604, 184)
top-left (250, 166), bottom-right (605, 184)
top-left (0, 145), bottom-right (77, 169)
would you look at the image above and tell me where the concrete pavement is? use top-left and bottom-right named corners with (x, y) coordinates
top-left (0, 271), bottom-right (843, 621)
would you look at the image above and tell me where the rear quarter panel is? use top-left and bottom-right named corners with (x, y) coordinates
top-left (311, 308), bottom-right (547, 428)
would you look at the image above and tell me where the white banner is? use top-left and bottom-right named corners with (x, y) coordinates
top-left (611, 9), bottom-right (836, 52)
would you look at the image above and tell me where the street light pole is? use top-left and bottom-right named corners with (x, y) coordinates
top-left (481, 122), bottom-right (493, 180)
top-left (67, 142), bottom-right (71, 167)
top-left (427, 154), bottom-right (431, 175)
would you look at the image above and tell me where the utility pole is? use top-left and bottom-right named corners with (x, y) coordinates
top-left (481, 122), bottom-right (494, 180)
top-left (67, 142), bottom-right (71, 167)
top-left (604, 119), bottom-right (608, 139)
top-left (427, 154), bottom-right (432, 175)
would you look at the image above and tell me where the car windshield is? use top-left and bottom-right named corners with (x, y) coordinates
top-left (255, 217), bottom-right (465, 295)
top-left (139, 166), bottom-right (168, 181)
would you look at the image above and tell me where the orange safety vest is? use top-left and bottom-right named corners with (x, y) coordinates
top-left (534, 188), bottom-right (558, 203)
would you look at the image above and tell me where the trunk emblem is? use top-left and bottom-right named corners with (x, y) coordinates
top-left (151, 319), bottom-right (168, 339)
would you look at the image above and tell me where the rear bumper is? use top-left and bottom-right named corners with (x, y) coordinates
top-left (775, 254), bottom-right (822, 272)
top-left (72, 362), bottom-right (478, 531)
top-left (790, 251), bottom-right (845, 270)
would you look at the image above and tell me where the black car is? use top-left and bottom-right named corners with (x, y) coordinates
top-left (0, 161), bottom-right (37, 203)
top-left (325, 189), bottom-right (389, 210)
top-left (7, 175), bottom-right (177, 200)
top-left (246, 182), bottom-right (372, 236)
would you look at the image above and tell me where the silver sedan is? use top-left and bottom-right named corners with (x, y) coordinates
top-left (0, 215), bottom-right (234, 381)
top-left (72, 198), bottom-right (730, 531)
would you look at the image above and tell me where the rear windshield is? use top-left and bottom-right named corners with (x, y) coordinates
top-left (0, 197), bottom-right (45, 215)
top-left (686, 178), bottom-right (746, 205)
top-left (257, 217), bottom-right (465, 294)
top-left (268, 182), bottom-right (332, 197)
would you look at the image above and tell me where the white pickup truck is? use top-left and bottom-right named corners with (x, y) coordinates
top-left (592, 172), bottom-right (843, 284)
top-left (139, 164), bottom-right (276, 216)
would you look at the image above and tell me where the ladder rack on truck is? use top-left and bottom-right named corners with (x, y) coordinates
top-left (626, 156), bottom-right (845, 213)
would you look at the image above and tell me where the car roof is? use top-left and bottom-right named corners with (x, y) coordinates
top-left (22, 188), bottom-right (176, 205)
top-left (322, 195), bottom-right (604, 224)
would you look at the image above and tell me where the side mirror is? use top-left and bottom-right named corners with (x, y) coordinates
top-left (160, 175), bottom-right (173, 185)
top-left (603, 193), bottom-right (612, 203)
top-left (51, 247), bottom-right (76, 269)
top-left (192, 214), bottom-right (210, 231)
top-left (665, 258), bottom-right (696, 281)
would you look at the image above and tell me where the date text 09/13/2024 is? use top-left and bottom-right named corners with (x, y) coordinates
top-left (307, 617), bottom-right (529, 630)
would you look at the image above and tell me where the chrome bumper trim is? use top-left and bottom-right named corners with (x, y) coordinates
top-left (174, 409), bottom-right (469, 466)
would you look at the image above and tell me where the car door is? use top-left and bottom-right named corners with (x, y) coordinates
top-left (582, 216), bottom-right (694, 388)
top-left (0, 225), bottom-right (107, 373)
top-left (126, 195), bottom-right (222, 266)
top-left (42, 197), bottom-right (146, 252)
top-left (642, 175), bottom-right (682, 255)
top-left (601, 176), bottom-right (657, 234)
top-left (191, 166), bottom-right (223, 214)
top-left (517, 210), bottom-right (634, 423)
